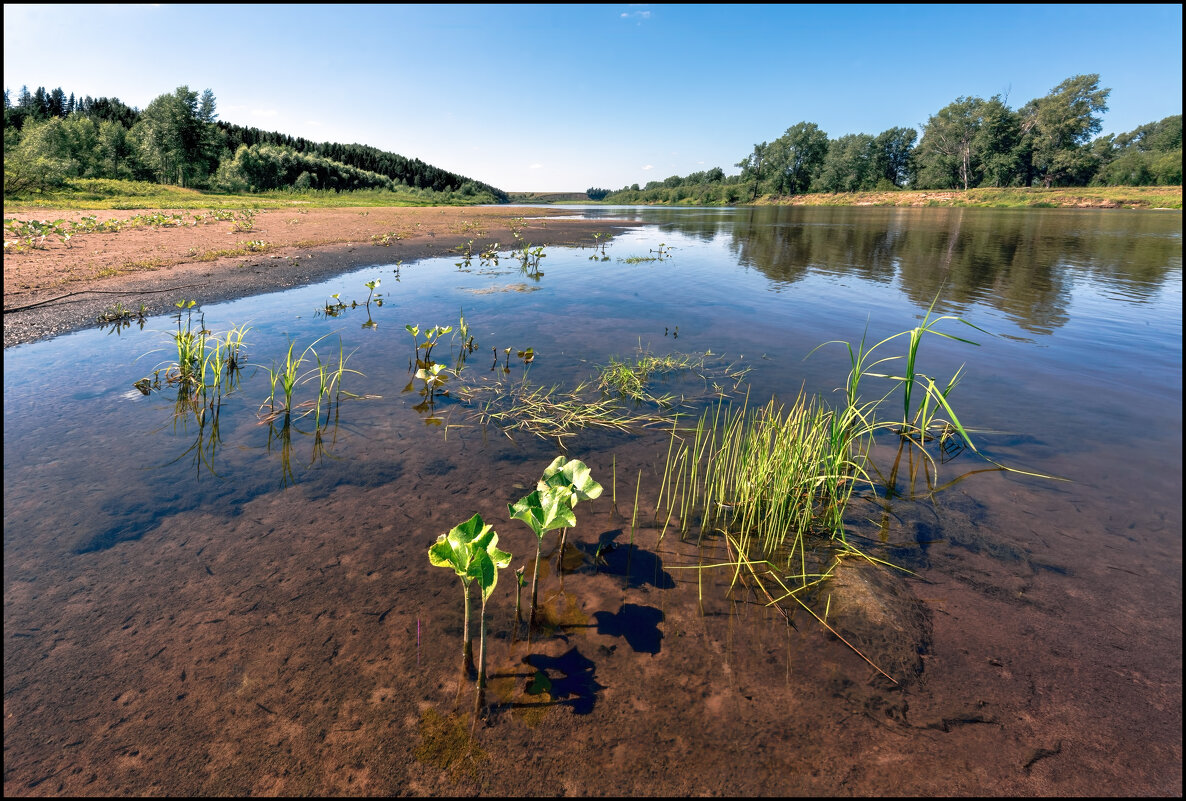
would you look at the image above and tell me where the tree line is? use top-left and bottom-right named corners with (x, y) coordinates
top-left (605, 74), bottom-right (1180, 204)
top-left (3, 84), bottom-right (508, 201)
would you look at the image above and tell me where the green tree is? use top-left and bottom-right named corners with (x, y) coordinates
top-left (47, 87), bottom-right (66, 118)
top-left (3, 117), bottom-right (72, 194)
top-left (130, 86), bottom-right (217, 187)
top-left (871, 126), bottom-right (917, 188)
top-left (772, 122), bottom-right (830, 195)
top-left (1112, 114), bottom-right (1182, 154)
top-left (1020, 74), bottom-right (1110, 187)
top-left (736, 141), bottom-right (770, 200)
top-left (812, 133), bottom-right (877, 193)
top-left (916, 96), bottom-right (986, 190)
top-left (973, 96), bottom-right (1023, 187)
top-left (96, 119), bottom-right (139, 180)
top-left (1091, 114), bottom-right (1183, 186)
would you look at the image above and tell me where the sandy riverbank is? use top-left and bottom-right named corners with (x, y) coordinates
top-left (2, 206), bottom-right (639, 348)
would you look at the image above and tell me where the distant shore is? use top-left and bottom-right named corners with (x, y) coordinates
top-left (515, 185), bottom-right (1182, 210)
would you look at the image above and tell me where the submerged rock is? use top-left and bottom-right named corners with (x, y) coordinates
top-left (815, 557), bottom-right (932, 685)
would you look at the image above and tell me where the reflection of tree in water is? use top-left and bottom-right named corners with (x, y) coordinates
top-left (649, 205), bottom-right (1179, 335)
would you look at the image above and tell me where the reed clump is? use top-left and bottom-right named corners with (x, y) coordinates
top-left (658, 390), bottom-right (868, 577)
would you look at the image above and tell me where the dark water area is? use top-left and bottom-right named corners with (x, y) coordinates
top-left (4, 206), bottom-right (1181, 795)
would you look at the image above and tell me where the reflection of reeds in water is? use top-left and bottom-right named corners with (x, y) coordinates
top-left (265, 402), bottom-right (345, 488)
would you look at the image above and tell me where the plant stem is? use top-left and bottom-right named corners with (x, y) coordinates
top-left (461, 578), bottom-right (476, 679)
top-left (528, 539), bottom-right (543, 643)
top-left (474, 597), bottom-right (488, 719)
top-left (556, 527), bottom-right (568, 587)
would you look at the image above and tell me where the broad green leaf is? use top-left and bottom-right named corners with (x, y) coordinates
top-left (428, 512), bottom-right (493, 579)
top-left (538, 456), bottom-right (603, 507)
top-left (509, 488), bottom-right (575, 539)
top-left (467, 529), bottom-right (512, 601)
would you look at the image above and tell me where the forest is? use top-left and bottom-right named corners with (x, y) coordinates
top-left (601, 75), bottom-right (1181, 205)
top-left (4, 75), bottom-right (1180, 206)
top-left (3, 84), bottom-right (508, 202)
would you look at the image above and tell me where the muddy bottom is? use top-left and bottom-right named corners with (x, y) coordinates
top-left (3, 433), bottom-right (1180, 796)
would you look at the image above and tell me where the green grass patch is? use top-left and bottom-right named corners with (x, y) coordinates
top-left (4, 177), bottom-right (506, 212)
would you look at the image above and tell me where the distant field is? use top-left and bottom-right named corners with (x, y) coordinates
top-left (514, 185), bottom-right (1181, 209)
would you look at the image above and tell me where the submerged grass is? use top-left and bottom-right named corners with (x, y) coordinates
top-left (659, 391), bottom-right (868, 573)
top-left (595, 351), bottom-right (707, 406)
top-left (454, 378), bottom-right (663, 442)
top-left (452, 350), bottom-right (749, 443)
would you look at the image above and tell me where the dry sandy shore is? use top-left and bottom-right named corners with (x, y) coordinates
top-left (2, 206), bottom-right (639, 348)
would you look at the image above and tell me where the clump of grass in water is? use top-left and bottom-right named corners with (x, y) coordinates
top-left (454, 378), bottom-right (663, 443)
top-left (660, 302), bottom-right (1062, 681)
top-left (595, 351), bottom-right (702, 406)
top-left (660, 390), bottom-right (866, 567)
top-left (259, 335), bottom-right (365, 423)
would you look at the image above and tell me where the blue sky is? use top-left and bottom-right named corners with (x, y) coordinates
top-left (4, 4), bottom-right (1182, 192)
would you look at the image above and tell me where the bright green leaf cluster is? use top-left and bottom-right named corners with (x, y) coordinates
top-left (429, 512), bottom-right (511, 601)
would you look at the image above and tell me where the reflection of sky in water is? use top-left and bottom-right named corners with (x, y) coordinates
top-left (3, 207), bottom-right (1181, 557)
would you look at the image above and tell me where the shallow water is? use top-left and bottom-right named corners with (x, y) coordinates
top-left (4, 206), bottom-right (1181, 795)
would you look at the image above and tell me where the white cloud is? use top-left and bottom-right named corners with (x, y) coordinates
top-left (529, 163), bottom-right (543, 169)
top-left (251, 108), bottom-right (279, 118)
top-left (641, 164), bottom-right (654, 170)
top-left (621, 11), bottom-right (651, 20)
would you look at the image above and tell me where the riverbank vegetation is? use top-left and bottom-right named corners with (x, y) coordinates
top-left (2, 177), bottom-right (498, 212)
top-left (601, 75), bottom-right (1180, 206)
top-left (3, 84), bottom-right (506, 204)
top-left (5, 75), bottom-right (1179, 211)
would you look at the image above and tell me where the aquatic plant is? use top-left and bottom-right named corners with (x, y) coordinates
top-left (96, 301), bottom-right (149, 334)
top-left (262, 336), bottom-right (324, 419)
top-left (595, 351), bottom-right (702, 406)
top-left (167, 300), bottom-right (208, 387)
top-left (515, 243), bottom-right (546, 278)
top-left (405, 323), bottom-right (453, 367)
top-left (806, 294), bottom-right (989, 484)
top-left (513, 566), bottom-right (526, 628)
top-left (658, 391), bottom-right (865, 570)
top-left (364, 278), bottom-right (381, 306)
top-left (323, 293), bottom-right (347, 317)
top-left (258, 334), bottom-right (365, 423)
top-left (537, 456), bottom-right (603, 577)
top-left (509, 486), bottom-right (575, 637)
top-left (429, 513), bottom-right (512, 712)
top-left (588, 231), bottom-right (611, 261)
top-left (455, 377), bottom-right (655, 443)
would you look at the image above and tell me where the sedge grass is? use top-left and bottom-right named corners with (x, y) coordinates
top-left (659, 392), bottom-right (868, 574)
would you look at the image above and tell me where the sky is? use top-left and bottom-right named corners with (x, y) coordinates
top-left (4, 4), bottom-right (1182, 192)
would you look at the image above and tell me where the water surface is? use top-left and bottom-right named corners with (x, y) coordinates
top-left (4, 206), bottom-right (1181, 795)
